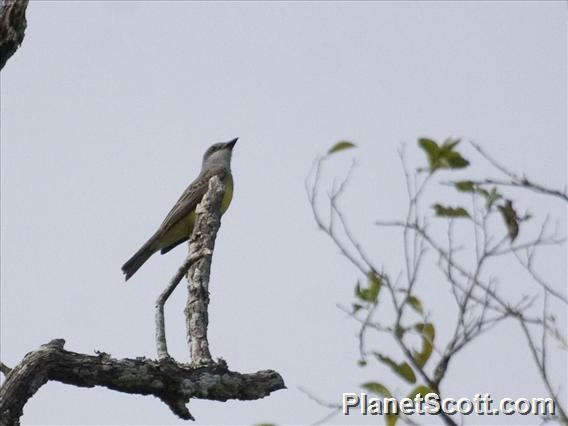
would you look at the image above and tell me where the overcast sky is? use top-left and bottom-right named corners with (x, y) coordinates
top-left (1, 1), bottom-right (566, 425)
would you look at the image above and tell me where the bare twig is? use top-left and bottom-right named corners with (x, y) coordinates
top-left (470, 142), bottom-right (568, 202)
top-left (356, 300), bottom-right (379, 362)
top-left (518, 319), bottom-right (568, 424)
top-left (487, 236), bottom-right (565, 258)
top-left (306, 156), bottom-right (370, 275)
top-left (299, 386), bottom-right (342, 426)
top-left (155, 251), bottom-right (203, 360)
top-left (375, 220), bottom-right (545, 323)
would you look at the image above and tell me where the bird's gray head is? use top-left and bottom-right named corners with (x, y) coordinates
top-left (202, 137), bottom-right (238, 169)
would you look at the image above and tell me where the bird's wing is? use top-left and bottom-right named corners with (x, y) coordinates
top-left (156, 166), bottom-right (228, 236)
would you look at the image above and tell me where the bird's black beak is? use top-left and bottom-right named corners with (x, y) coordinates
top-left (225, 137), bottom-right (238, 149)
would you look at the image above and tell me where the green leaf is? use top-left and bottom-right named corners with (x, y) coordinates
top-left (477, 187), bottom-right (490, 198)
top-left (355, 271), bottom-right (383, 303)
top-left (406, 295), bottom-right (423, 314)
top-left (328, 141), bottom-right (356, 154)
top-left (374, 353), bottom-right (417, 384)
top-left (357, 359), bottom-right (368, 367)
top-left (445, 151), bottom-right (469, 169)
top-left (395, 362), bottom-right (417, 384)
top-left (418, 138), bottom-right (439, 157)
top-left (454, 180), bottom-right (475, 192)
top-left (418, 138), bottom-right (440, 172)
top-left (498, 199), bottom-right (519, 241)
top-left (361, 382), bottom-right (392, 398)
top-left (362, 382), bottom-right (399, 426)
top-left (412, 323), bottom-right (435, 368)
top-left (407, 385), bottom-right (435, 399)
top-left (483, 187), bottom-right (501, 209)
top-left (440, 138), bottom-right (461, 153)
top-left (439, 139), bottom-right (469, 169)
top-left (419, 137), bottom-right (469, 172)
top-left (367, 270), bottom-right (383, 299)
top-left (433, 204), bottom-right (470, 218)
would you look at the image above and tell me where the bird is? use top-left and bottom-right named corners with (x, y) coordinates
top-left (122, 138), bottom-right (237, 281)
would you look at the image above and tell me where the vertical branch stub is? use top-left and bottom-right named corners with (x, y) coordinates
top-left (184, 175), bottom-right (225, 367)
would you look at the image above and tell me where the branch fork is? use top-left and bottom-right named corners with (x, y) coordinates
top-left (154, 175), bottom-right (225, 365)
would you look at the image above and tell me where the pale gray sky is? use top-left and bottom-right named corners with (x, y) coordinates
top-left (1, 1), bottom-right (566, 425)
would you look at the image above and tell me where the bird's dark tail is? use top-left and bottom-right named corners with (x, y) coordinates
top-left (122, 239), bottom-right (156, 281)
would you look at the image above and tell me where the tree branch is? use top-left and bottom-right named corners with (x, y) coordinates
top-left (517, 319), bottom-right (568, 424)
top-left (307, 141), bottom-right (566, 426)
top-left (185, 175), bottom-right (225, 367)
top-left (469, 142), bottom-right (568, 202)
top-left (0, 339), bottom-right (285, 425)
top-left (0, 0), bottom-right (29, 70)
top-left (155, 250), bottom-right (203, 360)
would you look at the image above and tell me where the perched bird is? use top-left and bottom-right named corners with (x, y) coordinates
top-left (122, 138), bottom-right (237, 280)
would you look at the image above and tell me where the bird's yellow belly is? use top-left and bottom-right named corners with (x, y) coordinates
top-left (221, 174), bottom-right (233, 213)
top-left (158, 175), bottom-right (233, 250)
top-left (158, 212), bottom-right (195, 250)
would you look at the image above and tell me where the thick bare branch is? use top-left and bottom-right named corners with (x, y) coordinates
top-left (0, 339), bottom-right (285, 426)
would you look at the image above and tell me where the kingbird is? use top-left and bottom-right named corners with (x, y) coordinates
top-left (122, 138), bottom-right (237, 281)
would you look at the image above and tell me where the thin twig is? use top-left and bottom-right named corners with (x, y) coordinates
top-left (376, 220), bottom-right (544, 324)
top-left (155, 251), bottom-right (203, 360)
top-left (298, 386), bottom-right (342, 426)
top-left (470, 142), bottom-right (568, 202)
top-left (518, 318), bottom-right (568, 424)
top-left (306, 156), bottom-right (368, 274)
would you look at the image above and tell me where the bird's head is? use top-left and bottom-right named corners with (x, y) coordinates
top-left (202, 137), bottom-right (238, 169)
